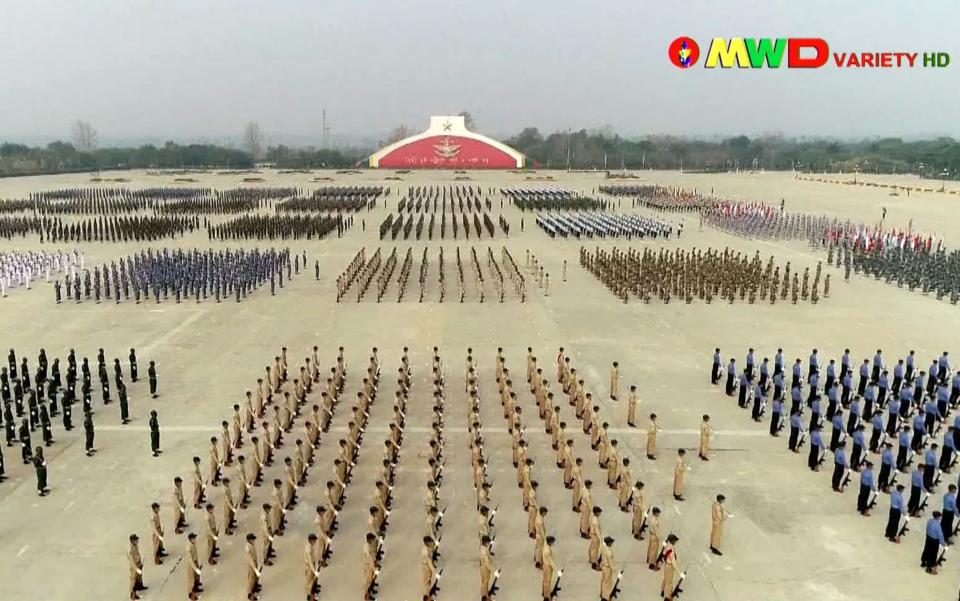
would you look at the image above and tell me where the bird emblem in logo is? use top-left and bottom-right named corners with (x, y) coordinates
top-left (433, 137), bottom-right (461, 159)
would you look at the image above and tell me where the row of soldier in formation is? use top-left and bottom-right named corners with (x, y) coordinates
top-left (827, 241), bottom-right (960, 304)
top-left (597, 185), bottom-right (708, 213)
top-left (130, 345), bottom-right (412, 600)
top-left (502, 187), bottom-right (608, 212)
top-left (713, 346), bottom-right (958, 574)
top-left (207, 214), bottom-right (351, 241)
top-left (1, 347), bottom-right (158, 488)
top-left (31, 214), bottom-right (201, 243)
top-left (378, 210), bottom-right (507, 241)
top-left (0, 250), bottom-right (82, 298)
top-left (535, 212), bottom-right (674, 240)
top-left (274, 186), bottom-right (384, 213)
top-left (16, 187), bottom-right (298, 215)
top-left (54, 248), bottom-right (306, 305)
top-left (336, 246), bottom-right (526, 304)
top-left (579, 246), bottom-right (828, 305)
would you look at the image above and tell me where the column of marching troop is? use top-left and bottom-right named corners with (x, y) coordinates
top-left (713, 346), bottom-right (958, 575)
top-left (128, 345), bottom-right (392, 600)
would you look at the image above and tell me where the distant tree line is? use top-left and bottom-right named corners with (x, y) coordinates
top-left (503, 129), bottom-right (960, 177)
top-left (0, 141), bottom-right (253, 177)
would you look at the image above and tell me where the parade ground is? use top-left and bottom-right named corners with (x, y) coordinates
top-left (0, 168), bottom-right (958, 601)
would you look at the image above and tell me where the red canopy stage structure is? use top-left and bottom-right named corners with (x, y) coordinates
top-left (368, 116), bottom-right (525, 169)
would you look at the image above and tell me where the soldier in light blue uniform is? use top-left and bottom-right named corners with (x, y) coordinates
top-left (923, 397), bottom-right (941, 436)
top-left (710, 348), bottom-right (722, 385)
top-left (770, 397), bottom-right (783, 436)
top-left (774, 348), bottom-right (784, 378)
top-left (851, 425), bottom-right (867, 471)
top-left (940, 427), bottom-right (957, 472)
top-left (826, 382), bottom-right (840, 421)
top-left (858, 461), bottom-right (876, 514)
top-left (908, 463), bottom-right (925, 515)
top-left (789, 411), bottom-right (804, 453)
top-left (791, 359), bottom-right (803, 390)
top-left (847, 397), bottom-right (862, 435)
top-left (752, 381), bottom-right (766, 422)
top-left (914, 370), bottom-right (926, 404)
top-left (892, 359), bottom-right (905, 396)
top-left (886, 395), bottom-right (901, 436)
top-left (825, 359), bottom-right (837, 393)
top-left (832, 441), bottom-right (849, 492)
top-left (840, 349), bottom-right (852, 381)
top-left (941, 485), bottom-right (957, 544)
top-left (863, 383), bottom-right (877, 421)
top-left (830, 411), bottom-right (845, 451)
top-left (879, 443), bottom-right (895, 491)
top-left (737, 372), bottom-right (749, 409)
top-left (724, 359), bottom-right (736, 396)
top-left (807, 392), bottom-right (821, 431)
top-left (896, 426), bottom-right (912, 471)
top-left (807, 424), bottom-right (822, 468)
top-left (923, 444), bottom-right (939, 491)
top-left (807, 370), bottom-right (819, 405)
top-left (758, 358), bottom-right (770, 391)
top-left (911, 413), bottom-right (926, 451)
top-left (905, 350), bottom-right (916, 382)
top-left (841, 371), bottom-right (853, 407)
top-left (885, 484), bottom-right (905, 541)
top-left (871, 350), bottom-right (884, 384)
top-left (773, 371), bottom-right (784, 402)
top-left (744, 348), bottom-right (755, 382)
top-left (927, 359), bottom-right (940, 396)
top-left (857, 360), bottom-right (870, 397)
top-left (877, 370), bottom-right (890, 407)
top-left (921, 512), bottom-right (945, 573)
top-left (898, 384), bottom-right (913, 420)
top-left (937, 352), bottom-right (951, 386)
top-left (870, 411), bottom-right (885, 452)
top-left (951, 372), bottom-right (960, 407)
top-left (808, 349), bottom-right (820, 376)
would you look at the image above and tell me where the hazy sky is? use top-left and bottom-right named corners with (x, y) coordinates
top-left (2, 0), bottom-right (958, 144)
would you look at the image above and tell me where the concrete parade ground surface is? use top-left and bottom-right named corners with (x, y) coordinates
top-left (0, 168), bottom-right (957, 601)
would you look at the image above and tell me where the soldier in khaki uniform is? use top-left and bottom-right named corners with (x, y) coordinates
top-left (541, 535), bottom-right (557, 600)
top-left (304, 533), bottom-right (321, 601)
top-left (204, 504), bottom-right (219, 565)
top-left (362, 532), bottom-right (378, 600)
top-left (646, 414), bottom-right (660, 459)
top-left (222, 477), bottom-right (238, 534)
top-left (245, 533), bottom-right (260, 600)
top-left (421, 536), bottom-right (438, 601)
top-left (661, 534), bottom-right (680, 600)
top-left (192, 456), bottom-right (206, 509)
top-left (673, 449), bottom-right (688, 501)
top-left (710, 494), bottom-right (728, 555)
top-left (609, 362), bottom-right (620, 400)
top-left (646, 507), bottom-right (662, 569)
top-left (127, 534), bottom-right (145, 600)
top-left (186, 532), bottom-right (201, 600)
top-left (627, 386), bottom-right (639, 427)
top-left (599, 536), bottom-right (617, 601)
top-left (630, 481), bottom-right (647, 537)
top-left (587, 506), bottom-right (603, 568)
top-left (699, 415), bottom-right (715, 461)
top-left (479, 535), bottom-right (495, 601)
top-left (150, 502), bottom-right (166, 565)
top-left (173, 477), bottom-right (187, 534)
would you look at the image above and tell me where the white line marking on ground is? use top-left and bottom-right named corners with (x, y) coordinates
top-left (17, 545), bottom-right (29, 556)
top-left (702, 551), bottom-right (712, 564)
top-left (673, 505), bottom-right (682, 516)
